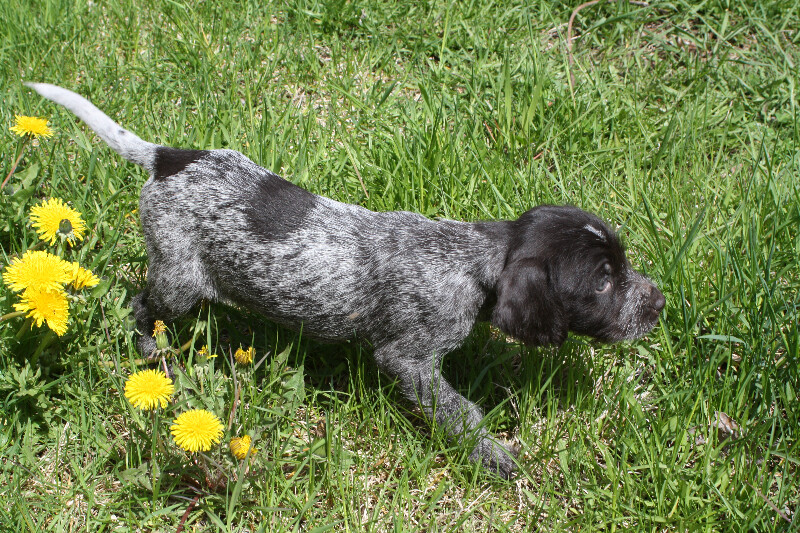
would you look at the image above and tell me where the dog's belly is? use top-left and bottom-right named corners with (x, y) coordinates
top-left (224, 278), bottom-right (367, 342)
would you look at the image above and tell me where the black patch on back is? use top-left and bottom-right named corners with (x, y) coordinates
top-left (244, 170), bottom-right (318, 241)
top-left (154, 147), bottom-right (210, 180)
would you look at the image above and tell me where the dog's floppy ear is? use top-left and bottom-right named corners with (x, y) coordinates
top-left (491, 258), bottom-right (568, 346)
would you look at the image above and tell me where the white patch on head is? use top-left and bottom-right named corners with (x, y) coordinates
top-left (584, 224), bottom-right (606, 241)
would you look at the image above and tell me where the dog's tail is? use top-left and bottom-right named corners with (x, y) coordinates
top-left (24, 82), bottom-right (157, 172)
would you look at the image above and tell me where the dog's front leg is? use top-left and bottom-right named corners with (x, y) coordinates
top-left (374, 346), bottom-right (518, 478)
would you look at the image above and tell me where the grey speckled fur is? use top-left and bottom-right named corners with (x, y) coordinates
top-left (27, 82), bottom-right (665, 478)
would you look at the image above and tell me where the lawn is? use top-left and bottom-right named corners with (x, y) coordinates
top-left (0, 0), bottom-right (798, 530)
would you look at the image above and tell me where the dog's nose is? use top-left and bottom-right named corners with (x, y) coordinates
top-left (650, 286), bottom-right (666, 313)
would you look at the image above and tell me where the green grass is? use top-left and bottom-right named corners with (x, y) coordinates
top-left (1, 0), bottom-right (798, 530)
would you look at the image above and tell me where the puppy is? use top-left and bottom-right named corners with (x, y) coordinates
top-left (27, 83), bottom-right (665, 477)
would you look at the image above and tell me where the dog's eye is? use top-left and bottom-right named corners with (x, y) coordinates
top-left (596, 278), bottom-right (611, 293)
top-left (596, 263), bottom-right (612, 293)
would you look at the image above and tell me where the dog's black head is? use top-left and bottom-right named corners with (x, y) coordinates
top-left (491, 205), bottom-right (665, 346)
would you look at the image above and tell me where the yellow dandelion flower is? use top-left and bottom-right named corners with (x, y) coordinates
top-left (13, 287), bottom-right (69, 336)
top-left (30, 198), bottom-right (88, 245)
top-left (234, 346), bottom-right (255, 365)
top-left (170, 409), bottom-right (224, 453)
top-left (68, 262), bottom-right (100, 290)
top-left (124, 369), bottom-right (175, 410)
top-left (229, 435), bottom-right (257, 460)
top-left (10, 115), bottom-right (54, 139)
top-left (153, 320), bottom-right (167, 336)
top-left (3, 250), bottom-right (72, 293)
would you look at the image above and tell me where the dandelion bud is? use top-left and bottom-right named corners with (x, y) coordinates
top-left (197, 345), bottom-right (218, 361)
top-left (153, 320), bottom-right (169, 350)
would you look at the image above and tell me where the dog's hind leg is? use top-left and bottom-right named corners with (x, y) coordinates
top-left (131, 290), bottom-right (159, 356)
top-left (131, 266), bottom-right (213, 356)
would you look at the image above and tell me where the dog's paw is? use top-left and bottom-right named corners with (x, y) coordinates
top-left (137, 334), bottom-right (157, 358)
top-left (470, 437), bottom-right (519, 479)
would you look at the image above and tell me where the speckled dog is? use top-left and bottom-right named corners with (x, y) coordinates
top-left (28, 82), bottom-right (665, 478)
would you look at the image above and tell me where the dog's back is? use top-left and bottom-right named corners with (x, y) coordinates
top-left (141, 147), bottom-right (507, 345)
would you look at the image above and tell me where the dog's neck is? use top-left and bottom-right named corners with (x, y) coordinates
top-left (431, 218), bottom-right (514, 299)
